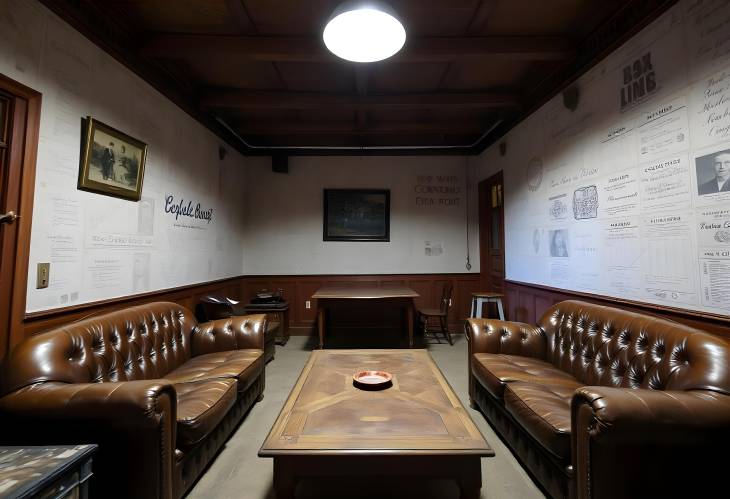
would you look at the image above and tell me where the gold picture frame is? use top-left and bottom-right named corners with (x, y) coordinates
top-left (78, 117), bottom-right (148, 201)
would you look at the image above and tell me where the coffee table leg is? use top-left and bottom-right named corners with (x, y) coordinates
top-left (317, 303), bottom-right (325, 349)
top-left (459, 486), bottom-right (480, 499)
top-left (274, 459), bottom-right (297, 499)
top-left (458, 457), bottom-right (482, 499)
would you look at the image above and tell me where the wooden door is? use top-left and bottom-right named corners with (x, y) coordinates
top-left (0, 74), bottom-right (41, 359)
top-left (478, 171), bottom-right (505, 294)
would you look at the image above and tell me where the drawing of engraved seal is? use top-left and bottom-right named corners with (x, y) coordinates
top-left (573, 185), bottom-right (598, 220)
top-left (527, 157), bottom-right (544, 192)
top-left (715, 230), bottom-right (730, 243)
top-left (550, 199), bottom-right (567, 220)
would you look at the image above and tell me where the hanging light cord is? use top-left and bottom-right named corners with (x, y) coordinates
top-left (465, 160), bottom-right (472, 271)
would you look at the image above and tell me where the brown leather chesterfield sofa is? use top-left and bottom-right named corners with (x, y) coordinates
top-left (197, 295), bottom-right (276, 363)
top-left (0, 302), bottom-right (267, 499)
top-left (467, 300), bottom-right (730, 499)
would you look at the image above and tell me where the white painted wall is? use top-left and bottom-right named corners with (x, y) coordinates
top-left (243, 155), bottom-right (480, 275)
top-left (0, 0), bottom-right (248, 312)
top-left (470, 0), bottom-right (730, 316)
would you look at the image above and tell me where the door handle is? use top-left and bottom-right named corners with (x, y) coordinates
top-left (0, 211), bottom-right (19, 225)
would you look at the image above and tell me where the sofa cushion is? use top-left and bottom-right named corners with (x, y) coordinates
top-left (473, 353), bottom-right (582, 401)
top-left (165, 350), bottom-right (263, 392)
top-left (175, 378), bottom-right (237, 447)
top-left (503, 381), bottom-right (579, 459)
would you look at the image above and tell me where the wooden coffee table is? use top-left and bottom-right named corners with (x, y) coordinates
top-left (259, 350), bottom-right (493, 498)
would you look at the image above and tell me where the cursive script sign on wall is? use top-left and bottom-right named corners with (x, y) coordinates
top-left (164, 195), bottom-right (214, 224)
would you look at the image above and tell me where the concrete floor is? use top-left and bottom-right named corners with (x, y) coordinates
top-left (187, 335), bottom-right (545, 499)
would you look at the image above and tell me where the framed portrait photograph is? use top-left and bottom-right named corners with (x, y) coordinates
top-left (695, 148), bottom-right (730, 196)
top-left (78, 117), bottom-right (147, 201)
top-left (323, 189), bottom-right (390, 242)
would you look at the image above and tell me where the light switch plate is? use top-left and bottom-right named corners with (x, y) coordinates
top-left (37, 262), bottom-right (50, 289)
top-left (305, 300), bottom-right (311, 309)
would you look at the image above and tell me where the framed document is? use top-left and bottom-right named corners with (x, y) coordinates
top-left (323, 189), bottom-right (390, 242)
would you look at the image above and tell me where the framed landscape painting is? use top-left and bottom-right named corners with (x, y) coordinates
top-left (323, 189), bottom-right (390, 242)
top-left (78, 117), bottom-right (147, 201)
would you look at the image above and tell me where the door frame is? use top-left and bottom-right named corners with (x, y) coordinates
top-left (0, 73), bottom-right (41, 359)
top-left (477, 171), bottom-right (505, 293)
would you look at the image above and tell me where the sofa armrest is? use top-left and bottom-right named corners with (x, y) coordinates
top-left (467, 318), bottom-right (547, 359)
top-left (0, 379), bottom-right (176, 425)
top-left (0, 380), bottom-right (177, 499)
top-left (193, 314), bottom-right (267, 356)
top-left (571, 387), bottom-right (730, 499)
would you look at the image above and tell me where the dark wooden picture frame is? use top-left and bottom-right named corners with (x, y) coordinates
top-left (78, 117), bottom-right (147, 201)
top-left (323, 189), bottom-right (390, 242)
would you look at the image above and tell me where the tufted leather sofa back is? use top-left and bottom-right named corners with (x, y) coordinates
top-left (538, 300), bottom-right (730, 394)
top-left (2, 302), bottom-right (198, 395)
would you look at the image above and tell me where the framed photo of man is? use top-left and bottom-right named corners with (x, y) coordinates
top-left (695, 148), bottom-right (730, 196)
top-left (78, 117), bottom-right (147, 201)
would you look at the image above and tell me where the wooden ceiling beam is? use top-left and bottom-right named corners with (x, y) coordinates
top-left (223, 0), bottom-right (257, 34)
top-left (200, 90), bottom-right (520, 111)
top-left (230, 120), bottom-right (490, 135)
top-left (142, 35), bottom-right (574, 63)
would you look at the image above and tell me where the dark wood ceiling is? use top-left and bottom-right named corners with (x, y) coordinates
top-left (40, 0), bottom-right (677, 154)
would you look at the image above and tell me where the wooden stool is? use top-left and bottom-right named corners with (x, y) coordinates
top-left (469, 292), bottom-right (505, 320)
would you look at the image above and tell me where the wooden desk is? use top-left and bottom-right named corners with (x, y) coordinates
top-left (259, 350), bottom-right (493, 499)
top-left (311, 286), bottom-right (420, 349)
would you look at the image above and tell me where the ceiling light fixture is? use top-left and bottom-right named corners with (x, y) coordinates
top-left (323, 1), bottom-right (406, 63)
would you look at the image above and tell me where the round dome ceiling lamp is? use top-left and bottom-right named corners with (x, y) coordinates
top-left (323, 1), bottom-right (406, 63)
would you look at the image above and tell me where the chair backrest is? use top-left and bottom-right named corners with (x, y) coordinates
top-left (538, 300), bottom-right (730, 394)
top-left (440, 284), bottom-right (454, 314)
top-left (1, 302), bottom-right (198, 395)
top-left (196, 295), bottom-right (235, 322)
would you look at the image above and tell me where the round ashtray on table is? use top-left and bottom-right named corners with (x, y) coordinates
top-left (352, 370), bottom-right (393, 390)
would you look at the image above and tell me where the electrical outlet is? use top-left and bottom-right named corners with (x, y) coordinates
top-left (37, 262), bottom-right (50, 289)
top-left (449, 298), bottom-right (452, 306)
top-left (305, 300), bottom-right (311, 309)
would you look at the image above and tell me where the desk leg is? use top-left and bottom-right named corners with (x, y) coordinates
top-left (317, 303), bottom-right (325, 349)
top-left (496, 298), bottom-right (505, 321)
top-left (407, 300), bottom-right (414, 348)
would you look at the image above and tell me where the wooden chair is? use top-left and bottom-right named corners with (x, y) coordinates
top-left (418, 284), bottom-right (454, 345)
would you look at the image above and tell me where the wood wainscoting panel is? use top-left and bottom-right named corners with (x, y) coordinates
top-left (18, 275), bottom-right (727, 349)
top-left (519, 291), bottom-right (536, 325)
top-left (298, 279), bottom-right (326, 326)
top-left (534, 295), bottom-right (555, 322)
top-left (505, 287), bottom-right (519, 322)
top-left (405, 279), bottom-right (433, 311)
top-left (22, 276), bottom-right (248, 338)
top-left (504, 280), bottom-right (730, 340)
top-left (242, 279), bottom-right (272, 302)
top-left (456, 278), bottom-right (481, 322)
top-left (16, 274), bottom-right (482, 347)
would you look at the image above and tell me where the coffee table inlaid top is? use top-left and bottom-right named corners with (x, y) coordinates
top-left (259, 350), bottom-right (493, 456)
top-left (311, 286), bottom-right (420, 299)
